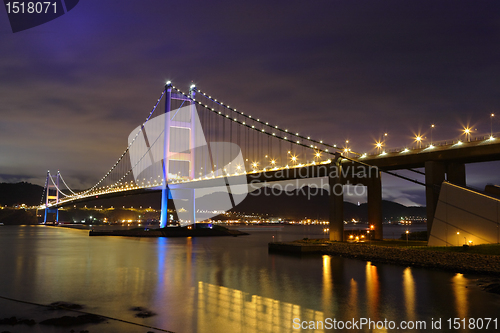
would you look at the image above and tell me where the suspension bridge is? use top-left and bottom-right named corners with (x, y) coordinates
top-left (39, 82), bottom-right (500, 241)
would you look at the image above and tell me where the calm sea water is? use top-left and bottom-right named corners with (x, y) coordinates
top-left (0, 225), bottom-right (499, 333)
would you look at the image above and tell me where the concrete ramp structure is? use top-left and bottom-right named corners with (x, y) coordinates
top-left (429, 181), bottom-right (500, 246)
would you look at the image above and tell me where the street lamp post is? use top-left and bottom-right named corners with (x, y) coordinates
top-left (406, 230), bottom-right (409, 245)
top-left (431, 124), bottom-right (435, 145)
top-left (491, 114), bottom-right (495, 138)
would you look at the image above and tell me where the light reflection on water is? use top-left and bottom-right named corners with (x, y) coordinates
top-left (453, 273), bottom-right (468, 320)
top-left (403, 267), bottom-right (416, 321)
top-left (0, 225), bottom-right (498, 333)
top-left (321, 255), bottom-right (332, 311)
top-left (197, 282), bottom-right (325, 333)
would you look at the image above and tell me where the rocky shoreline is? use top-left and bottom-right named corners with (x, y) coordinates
top-left (269, 241), bottom-right (500, 276)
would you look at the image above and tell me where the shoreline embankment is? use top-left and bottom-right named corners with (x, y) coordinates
top-left (269, 241), bottom-right (500, 276)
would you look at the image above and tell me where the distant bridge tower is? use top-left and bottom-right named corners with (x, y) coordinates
top-left (44, 170), bottom-right (60, 224)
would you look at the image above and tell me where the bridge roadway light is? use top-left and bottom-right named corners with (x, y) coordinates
top-left (415, 135), bottom-right (422, 148)
top-left (463, 128), bottom-right (471, 142)
top-left (343, 140), bottom-right (351, 157)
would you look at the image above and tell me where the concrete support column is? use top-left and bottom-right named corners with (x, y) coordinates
top-left (367, 169), bottom-right (383, 240)
top-left (329, 154), bottom-right (344, 241)
top-left (425, 161), bottom-right (446, 236)
top-left (446, 162), bottom-right (466, 187)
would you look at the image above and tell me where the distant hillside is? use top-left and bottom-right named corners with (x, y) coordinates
top-left (199, 186), bottom-right (426, 221)
top-left (0, 209), bottom-right (37, 225)
top-left (0, 182), bottom-right (44, 206)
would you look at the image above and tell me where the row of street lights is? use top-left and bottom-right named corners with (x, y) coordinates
top-left (372, 114), bottom-right (496, 153)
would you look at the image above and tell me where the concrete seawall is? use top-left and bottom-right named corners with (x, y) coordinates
top-left (269, 241), bottom-right (500, 276)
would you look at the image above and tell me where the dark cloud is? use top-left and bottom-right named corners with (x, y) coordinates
top-left (1, 0), bottom-right (500, 204)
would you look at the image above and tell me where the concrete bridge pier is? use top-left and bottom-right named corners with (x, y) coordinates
top-left (446, 162), bottom-right (466, 186)
top-left (425, 161), bottom-right (466, 236)
top-left (43, 207), bottom-right (59, 224)
top-left (329, 156), bottom-right (344, 241)
top-left (425, 161), bottom-right (446, 236)
top-left (329, 157), bottom-right (384, 241)
top-left (367, 168), bottom-right (383, 240)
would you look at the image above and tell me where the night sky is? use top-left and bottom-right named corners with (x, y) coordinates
top-left (1, 1), bottom-right (500, 206)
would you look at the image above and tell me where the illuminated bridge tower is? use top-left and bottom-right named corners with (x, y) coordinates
top-left (43, 171), bottom-right (60, 224)
top-left (160, 83), bottom-right (199, 228)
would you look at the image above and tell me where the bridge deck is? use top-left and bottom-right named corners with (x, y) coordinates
top-left (360, 138), bottom-right (500, 170)
top-left (48, 137), bottom-right (500, 208)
